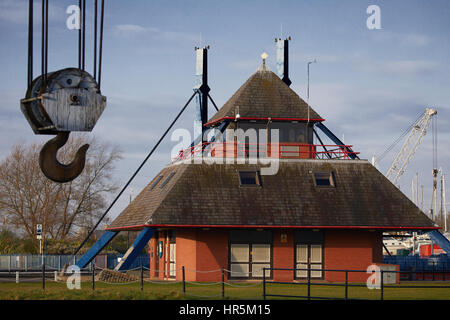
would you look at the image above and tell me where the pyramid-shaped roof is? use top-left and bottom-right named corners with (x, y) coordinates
top-left (108, 160), bottom-right (436, 231)
top-left (206, 65), bottom-right (323, 126)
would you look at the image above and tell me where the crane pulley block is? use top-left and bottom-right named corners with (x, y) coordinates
top-left (21, 68), bottom-right (106, 135)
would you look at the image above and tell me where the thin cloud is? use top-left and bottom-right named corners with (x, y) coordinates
top-left (113, 23), bottom-right (198, 42)
top-left (358, 59), bottom-right (439, 76)
top-left (371, 31), bottom-right (433, 48)
top-left (0, 0), bottom-right (65, 25)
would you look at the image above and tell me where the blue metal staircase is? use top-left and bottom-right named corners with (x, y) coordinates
top-left (427, 230), bottom-right (450, 255)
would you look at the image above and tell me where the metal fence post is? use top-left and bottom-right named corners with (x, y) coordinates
top-left (263, 267), bottom-right (266, 300)
top-left (307, 265), bottom-right (311, 301)
top-left (92, 263), bottom-right (95, 291)
top-left (380, 270), bottom-right (384, 300)
top-left (16, 271), bottom-right (19, 284)
top-left (182, 266), bottom-right (186, 293)
top-left (345, 271), bottom-right (348, 300)
top-left (54, 270), bottom-right (57, 282)
top-left (221, 268), bottom-right (225, 299)
top-left (140, 265), bottom-right (144, 291)
top-left (42, 259), bottom-right (45, 291)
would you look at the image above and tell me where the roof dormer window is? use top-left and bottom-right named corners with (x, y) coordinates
top-left (239, 171), bottom-right (261, 186)
top-left (313, 172), bottom-right (335, 187)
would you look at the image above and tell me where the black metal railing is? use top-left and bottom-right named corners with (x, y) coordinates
top-left (262, 267), bottom-right (450, 300)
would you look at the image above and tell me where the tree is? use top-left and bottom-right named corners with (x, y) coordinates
top-left (0, 134), bottom-right (121, 244)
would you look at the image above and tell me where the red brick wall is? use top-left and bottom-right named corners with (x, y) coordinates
top-left (148, 237), bottom-right (157, 278)
top-left (272, 229), bottom-right (295, 281)
top-left (195, 229), bottom-right (229, 281)
top-left (175, 229), bottom-right (228, 281)
top-left (175, 229), bottom-right (197, 281)
top-left (324, 230), bottom-right (382, 282)
top-left (148, 228), bottom-right (383, 283)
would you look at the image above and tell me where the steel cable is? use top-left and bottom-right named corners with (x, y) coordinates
top-left (375, 111), bottom-right (424, 164)
top-left (72, 91), bottom-right (198, 257)
top-left (93, 0), bottom-right (98, 80)
top-left (27, 0), bottom-right (33, 87)
top-left (97, 0), bottom-right (105, 89)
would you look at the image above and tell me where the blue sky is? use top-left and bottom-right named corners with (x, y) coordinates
top-left (1, 0), bottom-right (449, 222)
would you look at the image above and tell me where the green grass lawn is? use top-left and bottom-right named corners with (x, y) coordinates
top-left (0, 280), bottom-right (449, 300)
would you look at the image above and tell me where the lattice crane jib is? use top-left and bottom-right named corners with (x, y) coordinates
top-left (386, 108), bottom-right (437, 186)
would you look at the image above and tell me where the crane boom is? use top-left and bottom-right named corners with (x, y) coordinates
top-left (386, 108), bottom-right (437, 186)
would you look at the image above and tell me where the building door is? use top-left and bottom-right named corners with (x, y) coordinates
top-left (295, 244), bottom-right (323, 279)
top-left (169, 242), bottom-right (176, 278)
top-left (230, 243), bottom-right (271, 279)
top-left (229, 230), bottom-right (272, 279)
top-left (165, 230), bottom-right (176, 278)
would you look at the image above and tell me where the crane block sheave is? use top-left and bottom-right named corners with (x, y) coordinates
top-left (386, 108), bottom-right (437, 186)
top-left (20, 0), bottom-right (107, 183)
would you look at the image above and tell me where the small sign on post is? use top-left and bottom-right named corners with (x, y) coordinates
top-left (36, 224), bottom-right (42, 238)
top-left (36, 224), bottom-right (43, 263)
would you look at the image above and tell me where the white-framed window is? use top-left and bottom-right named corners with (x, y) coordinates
top-left (230, 243), bottom-right (271, 279)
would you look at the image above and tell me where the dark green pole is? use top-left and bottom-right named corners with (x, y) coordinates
top-left (141, 265), bottom-right (144, 291)
top-left (182, 266), bottom-right (186, 293)
top-left (221, 268), bottom-right (225, 298)
top-left (42, 258), bottom-right (45, 291)
top-left (263, 268), bottom-right (266, 300)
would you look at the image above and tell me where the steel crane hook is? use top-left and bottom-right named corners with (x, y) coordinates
top-left (39, 132), bottom-right (89, 183)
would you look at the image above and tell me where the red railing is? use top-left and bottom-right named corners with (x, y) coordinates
top-left (172, 142), bottom-right (359, 163)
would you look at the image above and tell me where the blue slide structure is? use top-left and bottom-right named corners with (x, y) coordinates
top-left (76, 228), bottom-right (156, 271)
top-left (427, 230), bottom-right (450, 255)
top-left (114, 227), bottom-right (156, 271)
top-left (75, 231), bottom-right (119, 269)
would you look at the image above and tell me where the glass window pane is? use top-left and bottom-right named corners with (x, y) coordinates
top-left (252, 264), bottom-right (271, 277)
top-left (239, 171), bottom-right (259, 185)
top-left (296, 263), bottom-right (308, 278)
top-left (269, 122), bottom-right (307, 143)
top-left (231, 263), bottom-right (249, 277)
top-left (231, 244), bottom-right (249, 262)
top-left (169, 243), bottom-right (176, 261)
top-left (310, 264), bottom-right (323, 278)
top-left (310, 245), bottom-right (322, 263)
top-left (170, 263), bottom-right (176, 277)
top-left (160, 172), bottom-right (175, 188)
top-left (296, 245), bottom-right (308, 263)
top-left (314, 172), bottom-right (335, 187)
top-left (252, 244), bottom-right (270, 262)
top-left (149, 175), bottom-right (163, 191)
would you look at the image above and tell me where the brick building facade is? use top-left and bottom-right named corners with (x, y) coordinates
top-left (107, 62), bottom-right (437, 282)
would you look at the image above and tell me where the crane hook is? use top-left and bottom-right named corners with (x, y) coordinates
top-left (39, 132), bottom-right (89, 183)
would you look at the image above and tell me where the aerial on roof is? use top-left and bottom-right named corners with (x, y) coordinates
top-left (206, 66), bottom-right (323, 126)
top-left (107, 159), bottom-right (436, 230)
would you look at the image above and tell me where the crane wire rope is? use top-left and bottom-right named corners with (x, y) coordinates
top-left (374, 110), bottom-right (424, 165)
top-left (72, 91), bottom-right (198, 257)
top-left (28, 0), bottom-right (105, 89)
